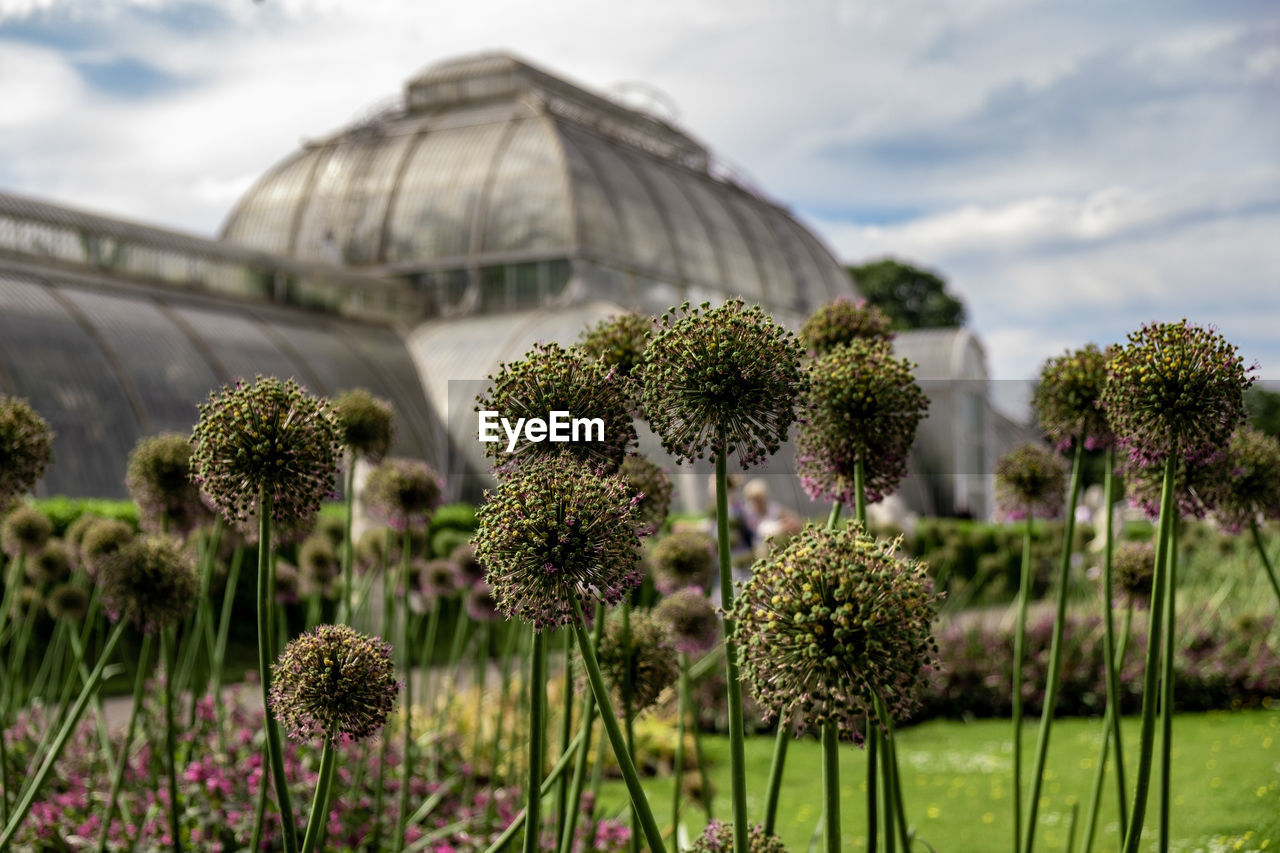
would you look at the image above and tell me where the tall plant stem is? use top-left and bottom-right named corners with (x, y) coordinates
top-left (1022, 441), bottom-right (1084, 853)
top-left (559, 606), bottom-right (605, 853)
top-left (211, 545), bottom-right (244, 755)
top-left (823, 723), bottom-right (841, 853)
top-left (1012, 504), bottom-right (1033, 852)
top-left (672, 649), bottom-right (690, 841)
top-left (1097, 448), bottom-right (1127, 841)
top-left (256, 492), bottom-right (299, 853)
top-left (1080, 604), bottom-right (1133, 853)
top-left (554, 631), bottom-right (575, 841)
top-left (570, 597), bottom-right (668, 853)
top-left (865, 724), bottom-right (878, 853)
top-left (396, 529), bottom-right (415, 852)
top-left (300, 736), bottom-right (337, 853)
top-left (485, 728), bottom-right (585, 853)
top-left (714, 445), bottom-right (749, 853)
top-left (522, 628), bottom-right (548, 853)
top-left (370, 538), bottom-right (395, 853)
top-left (875, 694), bottom-right (911, 850)
top-left (1121, 453), bottom-right (1177, 853)
top-left (340, 459), bottom-right (357, 624)
top-left (0, 619), bottom-right (126, 849)
top-left (622, 602), bottom-right (639, 853)
top-left (1249, 518), bottom-right (1280, 610)
top-left (162, 627), bottom-right (182, 853)
top-left (1158, 521), bottom-right (1179, 849)
top-left (96, 632), bottom-right (154, 853)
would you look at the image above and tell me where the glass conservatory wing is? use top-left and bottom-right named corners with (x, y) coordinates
top-left (479, 116), bottom-right (575, 255)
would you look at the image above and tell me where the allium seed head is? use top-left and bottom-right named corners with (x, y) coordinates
top-left (476, 341), bottom-right (636, 475)
top-left (579, 313), bottom-right (653, 410)
top-left (689, 821), bottom-right (789, 853)
top-left (268, 624), bottom-right (399, 742)
top-left (731, 524), bottom-right (939, 736)
top-left (595, 608), bottom-right (680, 712)
top-left (1100, 320), bottom-right (1252, 467)
top-left (655, 587), bottom-right (720, 655)
top-left (64, 513), bottom-right (102, 567)
top-left (473, 461), bottom-right (642, 631)
top-left (1121, 452), bottom-right (1219, 521)
top-left (80, 519), bottom-right (135, 577)
top-left (1113, 541), bottom-right (1155, 603)
top-left (364, 458), bottom-right (443, 532)
top-left (332, 388), bottom-right (394, 463)
top-left (800, 298), bottom-right (894, 355)
top-left (98, 535), bottom-right (198, 634)
top-left (1032, 344), bottom-right (1116, 451)
top-left (27, 539), bottom-right (72, 585)
top-left (418, 558), bottom-right (462, 601)
top-left (618, 454), bottom-right (673, 537)
top-left (649, 531), bottom-right (716, 595)
top-left (297, 535), bottom-right (340, 589)
top-left (450, 541), bottom-right (486, 585)
top-left (46, 582), bottom-right (90, 622)
top-left (995, 443), bottom-right (1069, 520)
top-left (466, 580), bottom-right (501, 623)
top-left (796, 337), bottom-right (928, 505)
top-left (274, 561), bottom-right (301, 605)
top-left (125, 433), bottom-right (208, 535)
top-left (0, 395), bottom-right (54, 503)
top-left (1, 505), bottom-right (52, 559)
top-left (639, 300), bottom-right (805, 468)
top-left (1206, 425), bottom-right (1280, 532)
top-left (190, 376), bottom-right (340, 527)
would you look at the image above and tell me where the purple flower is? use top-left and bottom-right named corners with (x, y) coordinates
top-left (1032, 343), bottom-right (1116, 451)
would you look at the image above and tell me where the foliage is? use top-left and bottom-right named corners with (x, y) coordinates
top-left (845, 257), bottom-right (967, 330)
top-left (1245, 385), bottom-right (1280, 439)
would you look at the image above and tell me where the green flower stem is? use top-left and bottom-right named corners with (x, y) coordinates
top-left (1158, 521), bottom-right (1179, 850)
top-left (465, 620), bottom-right (489, 807)
top-left (622, 602), bottom-right (638, 853)
top-left (491, 620), bottom-right (521, 812)
top-left (672, 649), bottom-right (689, 838)
top-left (249, 747), bottom-right (270, 853)
top-left (162, 627), bottom-right (183, 853)
top-left (485, 727), bottom-right (585, 853)
top-left (1080, 603), bottom-right (1133, 853)
top-left (1249, 518), bottom-right (1280, 610)
top-left (397, 529), bottom-right (415, 853)
top-left (1122, 453), bottom-right (1177, 853)
top-left (692, 682), bottom-right (714, 821)
top-left (1022, 441), bottom-right (1084, 853)
top-left (340, 460), bottom-right (357, 624)
top-left (1012, 504), bottom-right (1033, 852)
top-left (256, 492), bottom-right (299, 853)
top-left (865, 723), bottom-right (878, 853)
top-left (1098, 449), bottom-right (1128, 842)
top-left (822, 722), bottom-right (841, 853)
top-left (63, 624), bottom-right (112, 773)
top-left (875, 694), bottom-right (910, 849)
top-left (714, 447), bottom-right (749, 853)
top-left (370, 546), bottom-right (395, 853)
top-left (0, 618), bottom-right (126, 849)
top-left (559, 606), bottom-right (605, 853)
top-left (96, 632), bottom-right (153, 853)
top-left (300, 736), bottom-right (338, 853)
top-left (212, 545), bottom-right (244, 755)
top-left (766, 500), bottom-right (843, 835)
top-left (570, 596), bottom-right (668, 853)
top-left (523, 628), bottom-right (548, 853)
top-left (555, 630), bottom-right (575, 843)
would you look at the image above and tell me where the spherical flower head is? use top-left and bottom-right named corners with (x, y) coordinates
top-left (796, 338), bottom-right (928, 505)
top-left (332, 388), bottom-right (394, 463)
top-left (800, 298), bottom-right (894, 355)
top-left (64, 513), bottom-right (103, 566)
top-left (46, 582), bottom-right (90, 622)
top-left (578, 312), bottom-right (653, 380)
top-left (27, 539), bottom-right (72, 585)
top-left (649, 530), bottom-right (716, 595)
top-left (1207, 425), bottom-right (1280, 533)
top-left (125, 433), bottom-right (207, 535)
top-left (639, 299), bottom-right (806, 469)
top-left (995, 443), bottom-right (1069, 520)
top-left (297, 535), bottom-right (340, 590)
top-left (418, 558), bottom-right (462, 600)
top-left (450, 541), bottom-right (486, 585)
top-left (1, 505), bottom-right (52, 559)
top-left (466, 580), bottom-right (501, 622)
top-left (268, 623), bottom-right (399, 742)
top-left (473, 461), bottom-right (642, 632)
top-left (355, 527), bottom-right (392, 574)
top-left (595, 608), bottom-right (680, 712)
top-left (190, 376), bottom-right (341, 527)
top-left (731, 524), bottom-right (939, 737)
top-left (655, 587), bottom-right (719, 655)
top-left (618, 454), bottom-right (673, 536)
top-left (1113, 541), bottom-right (1155, 603)
top-left (364, 457), bottom-right (443, 532)
top-left (689, 821), bottom-right (789, 853)
top-left (476, 341), bottom-right (636, 475)
top-left (274, 561), bottom-right (302, 605)
top-left (98, 535), bottom-right (198, 634)
top-left (315, 513), bottom-right (346, 547)
top-left (1032, 344), bottom-right (1116, 451)
top-left (0, 395), bottom-right (54, 503)
top-left (1101, 320), bottom-right (1253, 467)
top-left (1121, 451), bottom-right (1219, 521)
top-left (80, 518), bottom-right (135, 577)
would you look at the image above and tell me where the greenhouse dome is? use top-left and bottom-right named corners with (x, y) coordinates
top-left (221, 52), bottom-right (854, 322)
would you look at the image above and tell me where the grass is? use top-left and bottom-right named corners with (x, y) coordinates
top-left (599, 708), bottom-right (1280, 852)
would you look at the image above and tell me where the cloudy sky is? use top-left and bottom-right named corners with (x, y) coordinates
top-left (2, 0), bottom-right (1277, 415)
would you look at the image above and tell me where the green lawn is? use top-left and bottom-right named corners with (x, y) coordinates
top-left (600, 709), bottom-right (1280, 852)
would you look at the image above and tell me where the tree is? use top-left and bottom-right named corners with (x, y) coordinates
top-left (1245, 386), bottom-right (1280, 439)
top-left (845, 258), bottom-right (967, 330)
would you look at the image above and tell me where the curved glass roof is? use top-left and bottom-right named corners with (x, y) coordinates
top-left (222, 52), bottom-right (854, 318)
